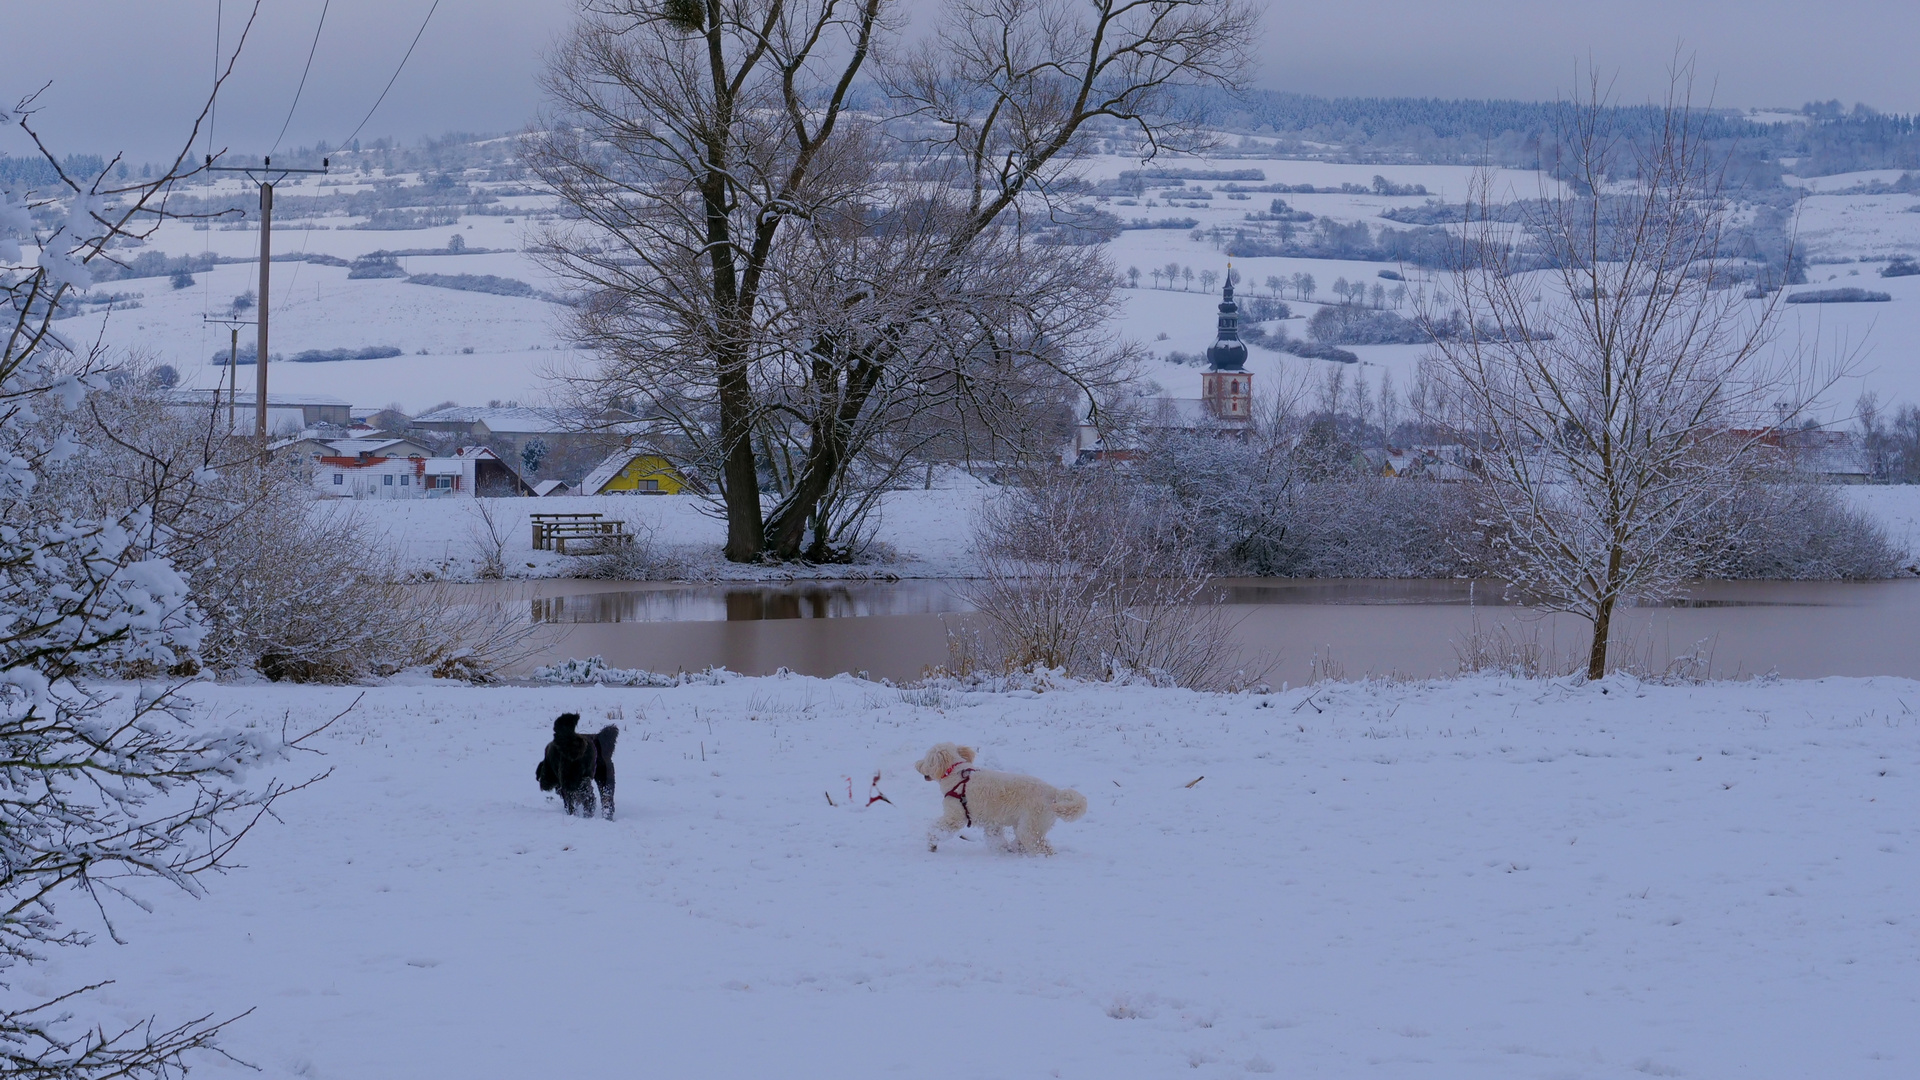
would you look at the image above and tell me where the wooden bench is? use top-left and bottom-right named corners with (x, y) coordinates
top-left (532, 513), bottom-right (634, 555)
top-left (530, 512), bottom-right (605, 551)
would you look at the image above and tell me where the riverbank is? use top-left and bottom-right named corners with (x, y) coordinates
top-left (345, 478), bottom-right (1920, 584)
top-left (50, 672), bottom-right (1920, 1078)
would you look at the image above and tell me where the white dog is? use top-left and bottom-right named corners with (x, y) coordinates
top-left (913, 743), bottom-right (1088, 855)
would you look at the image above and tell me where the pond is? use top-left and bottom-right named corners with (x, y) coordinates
top-left (455, 576), bottom-right (1920, 685)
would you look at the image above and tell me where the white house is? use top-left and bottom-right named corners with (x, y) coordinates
top-left (306, 444), bottom-right (533, 499)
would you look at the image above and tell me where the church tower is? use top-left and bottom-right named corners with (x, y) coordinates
top-left (1201, 268), bottom-right (1251, 422)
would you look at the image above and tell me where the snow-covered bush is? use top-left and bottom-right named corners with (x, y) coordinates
top-left (43, 373), bottom-right (534, 682)
top-left (1137, 430), bottom-right (1482, 578)
top-left (1782, 287), bottom-right (1890, 304)
top-left (964, 467), bottom-right (1257, 689)
top-left (1702, 483), bottom-right (1904, 579)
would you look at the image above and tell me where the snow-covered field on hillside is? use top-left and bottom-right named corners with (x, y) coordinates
top-left (46, 673), bottom-right (1920, 1079)
top-left (42, 152), bottom-right (1920, 419)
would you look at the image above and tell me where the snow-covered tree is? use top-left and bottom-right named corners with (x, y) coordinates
top-left (0, 23), bottom-right (335, 1075)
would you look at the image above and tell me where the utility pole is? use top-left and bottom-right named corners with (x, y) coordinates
top-left (206, 156), bottom-right (327, 450)
top-left (202, 314), bottom-right (256, 435)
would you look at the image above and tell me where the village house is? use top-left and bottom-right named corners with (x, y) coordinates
top-left (286, 438), bottom-right (534, 499)
top-left (408, 405), bottom-right (627, 486)
top-left (576, 448), bottom-right (694, 495)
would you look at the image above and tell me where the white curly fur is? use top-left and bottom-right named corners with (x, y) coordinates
top-left (913, 742), bottom-right (1088, 855)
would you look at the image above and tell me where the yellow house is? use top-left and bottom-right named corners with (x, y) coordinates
top-left (579, 449), bottom-right (690, 495)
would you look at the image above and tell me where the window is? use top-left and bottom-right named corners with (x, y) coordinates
top-left (640, 479), bottom-right (660, 491)
top-left (332, 473), bottom-right (344, 485)
top-left (383, 474), bottom-right (394, 486)
top-left (400, 474), bottom-right (410, 486)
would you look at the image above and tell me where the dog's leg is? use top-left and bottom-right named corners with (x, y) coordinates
top-left (578, 783), bottom-right (597, 819)
top-left (927, 800), bottom-right (967, 851)
top-left (599, 780), bottom-right (615, 820)
top-left (1016, 811), bottom-right (1056, 855)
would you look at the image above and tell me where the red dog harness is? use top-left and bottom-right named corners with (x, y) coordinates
top-left (941, 759), bottom-right (975, 826)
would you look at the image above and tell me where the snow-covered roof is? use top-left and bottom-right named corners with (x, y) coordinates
top-left (533, 479), bottom-right (569, 496)
top-left (423, 459), bottom-right (464, 476)
top-left (411, 406), bottom-right (498, 424)
top-left (578, 448), bottom-right (652, 495)
top-left (325, 438), bottom-right (424, 456)
top-left (413, 406), bottom-right (585, 434)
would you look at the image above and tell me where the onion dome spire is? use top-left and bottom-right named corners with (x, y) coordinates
top-left (1205, 264), bottom-right (1248, 372)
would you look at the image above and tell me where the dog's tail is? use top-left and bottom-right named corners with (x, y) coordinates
top-left (1051, 787), bottom-right (1088, 821)
top-left (595, 724), bottom-right (619, 759)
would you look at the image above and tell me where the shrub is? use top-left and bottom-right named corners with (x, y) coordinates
top-left (962, 467), bottom-right (1260, 689)
top-left (347, 254), bottom-right (408, 278)
top-left (408, 272), bottom-right (539, 298)
top-left (1784, 287), bottom-right (1891, 303)
top-left (1307, 303), bottom-right (1426, 344)
top-left (287, 346), bottom-right (405, 363)
top-left (1282, 339), bottom-right (1358, 363)
top-left (169, 268), bottom-right (194, 289)
top-left (1702, 484), bottom-right (1903, 579)
top-left (1240, 295), bottom-right (1291, 321)
top-left (1881, 256), bottom-right (1919, 278)
top-left (353, 208), bottom-right (462, 230)
top-left (1138, 431), bottom-right (1482, 578)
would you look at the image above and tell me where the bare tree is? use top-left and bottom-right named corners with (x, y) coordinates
top-left (1421, 70), bottom-right (1843, 679)
top-left (527, 0), bottom-right (889, 562)
top-left (532, 0), bottom-right (1257, 563)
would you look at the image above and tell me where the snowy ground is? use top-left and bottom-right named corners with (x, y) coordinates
top-left (45, 672), bottom-right (1920, 1078)
top-left (356, 477), bottom-right (992, 581)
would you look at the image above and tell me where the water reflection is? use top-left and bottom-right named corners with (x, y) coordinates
top-left (482, 576), bottom-right (1920, 683)
top-left (528, 577), bottom-right (1909, 625)
top-left (531, 581), bottom-right (972, 624)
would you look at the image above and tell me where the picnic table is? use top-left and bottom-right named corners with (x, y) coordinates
top-left (530, 512), bottom-right (633, 554)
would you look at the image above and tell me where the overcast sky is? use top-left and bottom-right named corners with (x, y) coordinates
top-left (5, 0), bottom-right (1918, 164)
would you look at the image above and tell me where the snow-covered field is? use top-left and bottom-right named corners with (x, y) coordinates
top-left (42, 152), bottom-right (1920, 419)
top-left (48, 672), bottom-right (1920, 1078)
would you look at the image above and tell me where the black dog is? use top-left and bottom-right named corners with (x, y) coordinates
top-left (535, 713), bottom-right (618, 819)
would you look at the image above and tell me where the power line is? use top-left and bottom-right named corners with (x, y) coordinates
top-left (201, 0), bottom-right (223, 387)
top-left (270, 0), bottom-right (332, 156)
top-left (335, 0), bottom-right (442, 154)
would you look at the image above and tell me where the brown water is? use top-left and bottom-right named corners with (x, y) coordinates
top-left (463, 577), bottom-right (1920, 684)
